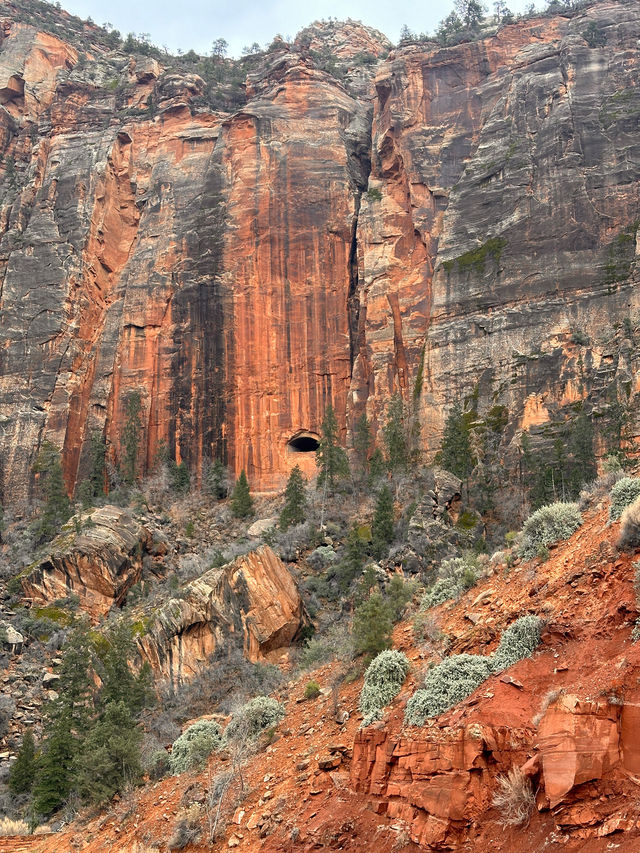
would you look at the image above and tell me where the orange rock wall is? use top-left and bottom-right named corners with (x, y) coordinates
top-left (2, 4), bottom-right (640, 501)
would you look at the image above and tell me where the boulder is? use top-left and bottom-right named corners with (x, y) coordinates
top-left (21, 506), bottom-right (151, 619)
top-left (138, 545), bottom-right (305, 688)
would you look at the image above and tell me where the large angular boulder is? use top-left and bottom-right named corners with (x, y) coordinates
top-left (137, 545), bottom-right (305, 688)
top-left (20, 506), bottom-right (151, 619)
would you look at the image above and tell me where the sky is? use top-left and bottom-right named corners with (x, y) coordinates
top-left (57, 0), bottom-right (537, 58)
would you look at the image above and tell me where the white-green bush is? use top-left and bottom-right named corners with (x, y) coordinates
top-left (420, 555), bottom-right (478, 609)
top-left (492, 614), bottom-right (542, 672)
top-left (169, 719), bottom-right (223, 774)
top-left (421, 576), bottom-right (461, 608)
top-left (404, 654), bottom-right (493, 725)
top-left (518, 502), bottom-right (582, 560)
top-left (225, 696), bottom-right (285, 741)
top-left (610, 477), bottom-right (640, 521)
top-left (359, 649), bottom-right (410, 724)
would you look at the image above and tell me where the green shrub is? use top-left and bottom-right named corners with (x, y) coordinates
top-left (147, 748), bottom-right (171, 780)
top-left (353, 592), bottom-right (393, 660)
top-left (518, 502), bottom-right (582, 560)
top-left (225, 696), bottom-right (285, 741)
top-left (609, 477), bottom-right (640, 521)
top-left (492, 615), bottom-right (542, 672)
top-left (169, 720), bottom-right (223, 774)
top-left (304, 680), bottom-right (321, 700)
top-left (421, 576), bottom-right (462, 608)
top-left (404, 654), bottom-right (493, 725)
top-left (359, 650), bottom-right (410, 725)
top-left (420, 555), bottom-right (478, 609)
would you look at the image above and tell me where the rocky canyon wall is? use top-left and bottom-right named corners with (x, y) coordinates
top-left (0, 1), bottom-right (639, 503)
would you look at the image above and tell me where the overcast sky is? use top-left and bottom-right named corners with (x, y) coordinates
top-left (57, 0), bottom-right (537, 57)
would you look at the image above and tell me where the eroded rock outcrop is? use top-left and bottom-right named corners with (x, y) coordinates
top-left (137, 545), bottom-right (305, 688)
top-left (21, 505), bottom-right (150, 618)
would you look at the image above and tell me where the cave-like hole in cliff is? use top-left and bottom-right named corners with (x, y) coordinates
top-left (287, 432), bottom-right (320, 452)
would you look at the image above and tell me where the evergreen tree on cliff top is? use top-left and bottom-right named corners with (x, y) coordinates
top-left (316, 404), bottom-right (350, 492)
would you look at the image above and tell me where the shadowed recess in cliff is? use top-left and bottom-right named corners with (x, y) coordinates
top-left (287, 431), bottom-right (320, 452)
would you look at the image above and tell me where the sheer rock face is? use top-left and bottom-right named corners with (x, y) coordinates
top-left (137, 545), bottom-right (305, 688)
top-left (356, 3), bottom-right (640, 452)
top-left (21, 505), bottom-right (150, 618)
top-left (1, 6), bottom-right (640, 503)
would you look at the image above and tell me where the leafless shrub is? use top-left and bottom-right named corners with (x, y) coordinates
top-left (169, 804), bottom-right (202, 850)
top-left (579, 469), bottom-right (623, 511)
top-left (618, 496), bottom-right (640, 551)
top-left (492, 766), bottom-right (536, 826)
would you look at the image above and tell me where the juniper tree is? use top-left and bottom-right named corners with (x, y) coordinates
top-left (231, 470), bottom-right (254, 518)
top-left (74, 700), bottom-right (142, 804)
top-left (206, 458), bottom-right (228, 499)
top-left (316, 404), bottom-right (350, 492)
top-left (353, 592), bottom-right (393, 660)
top-left (279, 465), bottom-right (306, 530)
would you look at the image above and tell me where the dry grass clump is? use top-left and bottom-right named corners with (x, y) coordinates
top-left (492, 766), bottom-right (536, 826)
top-left (0, 817), bottom-right (29, 835)
top-left (618, 495), bottom-right (640, 550)
top-left (532, 687), bottom-right (563, 727)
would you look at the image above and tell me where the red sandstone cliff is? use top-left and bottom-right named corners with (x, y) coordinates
top-left (0, 2), bottom-right (639, 503)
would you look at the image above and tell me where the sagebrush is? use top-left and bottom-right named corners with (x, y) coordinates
top-left (359, 649), bottom-right (410, 725)
top-left (169, 720), bottom-right (223, 774)
top-left (404, 654), bottom-right (493, 725)
top-left (492, 615), bottom-right (542, 672)
top-left (518, 502), bottom-right (582, 560)
top-left (609, 477), bottom-right (640, 521)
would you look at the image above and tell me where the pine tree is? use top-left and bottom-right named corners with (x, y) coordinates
top-left (8, 729), bottom-right (36, 795)
top-left (231, 470), bottom-right (254, 518)
top-left (120, 391), bottom-right (143, 485)
top-left (206, 458), bottom-right (228, 499)
top-left (383, 394), bottom-right (409, 473)
top-left (32, 441), bottom-right (71, 544)
top-left (74, 701), bottom-right (142, 804)
top-left (94, 621), bottom-right (153, 716)
top-left (372, 485), bottom-right (395, 557)
top-left (455, 0), bottom-right (486, 29)
top-left (316, 404), bottom-right (350, 492)
top-left (88, 430), bottom-right (107, 497)
top-left (438, 404), bottom-right (475, 480)
top-left (279, 465), bottom-right (306, 530)
top-left (353, 413), bottom-right (373, 481)
top-left (368, 447), bottom-right (386, 484)
top-left (353, 592), bottom-right (392, 660)
top-left (33, 627), bottom-right (93, 816)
